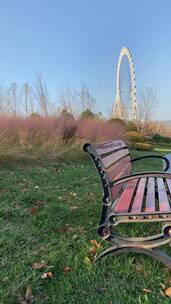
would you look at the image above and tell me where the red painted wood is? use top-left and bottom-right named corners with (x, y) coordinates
top-left (110, 167), bottom-right (132, 200)
top-left (102, 149), bottom-right (129, 168)
top-left (107, 157), bottom-right (132, 182)
top-left (157, 178), bottom-right (170, 212)
top-left (131, 178), bottom-right (146, 214)
top-left (113, 179), bottom-right (138, 213)
top-left (96, 142), bottom-right (126, 155)
top-left (144, 178), bottom-right (155, 212)
top-left (95, 140), bottom-right (124, 149)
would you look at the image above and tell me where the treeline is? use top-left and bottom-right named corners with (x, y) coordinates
top-left (0, 76), bottom-right (99, 118)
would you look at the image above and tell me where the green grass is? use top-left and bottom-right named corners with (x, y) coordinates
top-left (1, 147), bottom-right (171, 303)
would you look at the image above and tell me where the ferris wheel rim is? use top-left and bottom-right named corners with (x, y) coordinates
top-left (113, 47), bottom-right (138, 121)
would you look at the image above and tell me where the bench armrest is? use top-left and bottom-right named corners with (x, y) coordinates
top-left (110, 171), bottom-right (171, 187)
top-left (131, 155), bottom-right (170, 172)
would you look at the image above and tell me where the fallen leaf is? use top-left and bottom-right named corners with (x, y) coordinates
top-left (57, 225), bottom-right (75, 233)
top-left (41, 272), bottom-right (53, 279)
top-left (25, 285), bottom-right (33, 303)
top-left (64, 266), bottom-right (72, 273)
top-left (34, 200), bottom-right (44, 207)
top-left (21, 188), bottom-right (29, 193)
top-left (31, 201), bottom-right (44, 215)
top-left (160, 283), bottom-right (166, 290)
top-left (90, 240), bottom-right (102, 249)
top-left (70, 206), bottom-right (78, 211)
top-left (69, 192), bottom-right (77, 197)
top-left (31, 207), bottom-right (39, 215)
top-left (165, 287), bottom-right (171, 297)
top-left (84, 256), bottom-right (92, 267)
top-left (88, 246), bottom-right (97, 255)
top-left (34, 186), bottom-right (39, 190)
top-left (142, 288), bottom-right (152, 293)
top-left (32, 261), bottom-right (47, 270)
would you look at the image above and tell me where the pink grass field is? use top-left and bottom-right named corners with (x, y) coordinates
top-left (0, 116), bottom-right (126, 155)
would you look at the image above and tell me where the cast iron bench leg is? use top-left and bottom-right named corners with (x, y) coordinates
top-left (95, 245), bottom-right (171, 269)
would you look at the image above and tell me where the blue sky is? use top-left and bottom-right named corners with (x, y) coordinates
top-left (0, 0), bottom-right (171, 119)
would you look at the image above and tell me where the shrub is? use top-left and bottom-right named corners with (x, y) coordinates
top-left (126, 121), bottom-right (138, 132)
top-left (152, 134), bottom-right (171, 144)
top-left (76, 118), bottom-right (125, 141)
top-left (0, 115), bottom-right (126, 154)
top-left (127, 131), bottom-right (146, 143)
top-left (130, 142), bottom-right (153, 151)
top-left (81, 108), bottom-right (95, 119)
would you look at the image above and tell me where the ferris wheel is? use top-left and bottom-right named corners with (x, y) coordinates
top-left (112, 47), bottom-right (138, 121)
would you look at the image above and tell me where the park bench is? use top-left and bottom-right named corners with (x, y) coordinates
top-left (83, 139), bottom-right (171, 269)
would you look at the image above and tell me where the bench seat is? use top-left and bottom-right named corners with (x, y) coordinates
top-left (111, 177), bottom-right (171, 224)
top-left (83, 139), bottom-right (171, 269)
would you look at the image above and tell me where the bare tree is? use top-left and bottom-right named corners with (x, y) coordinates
top-left (57, 83), bottom-right (96, 117)
top-left (34, 74), bottom-right (49, 116)
top-left (21, 82), bottom-right (34, 115)
top-left (4, 82), bottom-right (20, 115)
top-left (137, 88), bottom-right (157, 135)
top-left (76, 83), bottom-right (96, 112)
top-left (0, 82), bottom-right (7, 114)
top-left (58, 86), bottom-right (76, 116)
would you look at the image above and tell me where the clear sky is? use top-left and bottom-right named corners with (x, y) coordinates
top-left (0, 0), bottom-right (171, 120)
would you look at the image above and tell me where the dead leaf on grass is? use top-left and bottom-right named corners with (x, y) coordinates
top-left (31, 207), bottom-right (39, 215)
top-left (34, 186), bottom-right (39, 190)
top-left (69, 192), bottom-right (77, 197)
top-left (57, 225), bottom-right (75, 233)
top-left (160, 283), bottom-right (166, 290)
top-left (88, 246), bottom-right (97, 255)
top-left (64, 266), bottom-right (72, 273)
top-left (21, 188), bottom-right (29, 193)
top-left (41, 272), bottom-right (53, 279)
top-left (90, 240), bottom-right (102, 249)
top-left (32, 261), bottom-right (47, 270)
top-left (165, 287), bottom-right (171, 297)
top-left (25, 285), bottom-right (33, 303)
top-left (142, 288), bottom-right (152, 293)
top-left (70, 206), bottom-right (78, 211)
top-left (34, 200), bottom-right (45, 207)
top-left (31, 201), bottom-right (44, 215)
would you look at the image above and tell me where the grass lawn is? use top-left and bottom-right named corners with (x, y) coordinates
top-left (1, 146), bottom-right (171, 303)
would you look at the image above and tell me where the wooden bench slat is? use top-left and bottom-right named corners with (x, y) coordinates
top-left (96, 142), bottom-right (126, 155)
top-left (166, 179), bottom-right (171, 194)
top-left (94, 140), bottom-right (124, 149)
top-left (113, 179), bottom-right (138, 213)
top-left (157, 178), bottom-right (170, 212)
top-left (130, 178), bottom-right (146, 214)
top-left (110, 163), bottom-right (132, 199)
top-left (107, 157), bottom-right (132, 181)
top-left (144, 178), bottom-right (155, 212)
top-left (102, 149), bottom-right (129, 169)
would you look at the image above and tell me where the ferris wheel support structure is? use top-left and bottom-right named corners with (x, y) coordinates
top-left (112, 47), bottom-right (138, 121)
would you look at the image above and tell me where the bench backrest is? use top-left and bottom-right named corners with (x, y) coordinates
top-left (83, 140), bottom-right (132, 204)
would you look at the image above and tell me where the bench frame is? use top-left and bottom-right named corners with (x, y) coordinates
top-left (84, 142), bottom-right (171, 269)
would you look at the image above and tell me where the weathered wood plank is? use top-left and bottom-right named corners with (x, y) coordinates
top-left (102, 149), bottom-right (129, 168)
top-left (113, 179), bottom-right (138, 213)
top-left (157, 178), bottom-right (170, 212)
top-left (107, 157), bottom-right (132, 181)
top-left (95, 140), bottom-right (124, 149)
top-left (144, 178), bottom-right (155, 212)
top-left (96, 142), bottom-right (126, 155)
top-left (166, 179), bottom-right (171, 194)
top-left (131, 178), bottom-right (146, 213)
